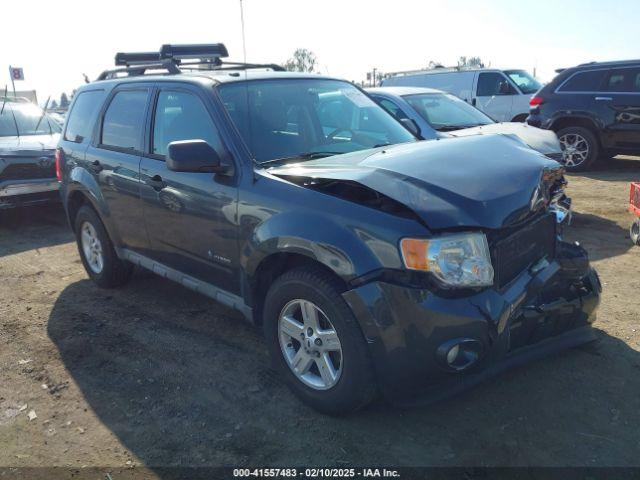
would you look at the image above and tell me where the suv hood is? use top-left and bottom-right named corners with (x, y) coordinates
top-left (0, 133), bottom-right (60, 154)
top-left (447, 122), bottom-right (561, 157)
top-left (267, 135), bottom-right (564, 230)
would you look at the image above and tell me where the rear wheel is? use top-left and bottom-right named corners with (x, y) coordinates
top-left (557, 126), bottom-right (599, 171)
top-left (74, 205), bottom-right (133, 288)
top-left (263, 267), bottom-right (376, 414)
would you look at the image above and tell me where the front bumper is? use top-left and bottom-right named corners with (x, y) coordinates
top-left (343, 241), bottom-right (601, 404)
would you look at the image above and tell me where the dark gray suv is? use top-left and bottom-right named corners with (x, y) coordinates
top-left (57, 44), bottom-right (600, 414)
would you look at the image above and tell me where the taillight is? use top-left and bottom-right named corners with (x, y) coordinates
top-left (55, 149), bottom-right (62, 181)
top-left (529, 95), bottom-right (544, 107)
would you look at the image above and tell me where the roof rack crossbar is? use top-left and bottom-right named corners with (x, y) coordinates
top-left (97, 60), bottom-right (181, 81)
top-left (96, 43), bottom-right (286, 81)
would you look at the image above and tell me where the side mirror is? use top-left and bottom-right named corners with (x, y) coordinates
top-left (400, 118), bottom-right (422, 138)
top-left (167, 140), bottom-right (230, 174)
top-left (498, 81), bottom-right (513, 95)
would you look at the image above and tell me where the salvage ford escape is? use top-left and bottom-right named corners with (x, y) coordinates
top-left (57, 44), bottom-right (601, 414)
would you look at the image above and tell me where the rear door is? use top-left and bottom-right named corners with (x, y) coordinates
top-left (473, 71), bottom-right (515, 122)
top-left (599, 66), bottom-right (640, 151)
top-left (139, 83), bottom-right (240, 293)
top-left (84, 86), bottom-right (151, 251)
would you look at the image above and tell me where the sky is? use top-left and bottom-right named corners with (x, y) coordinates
top-left (1, 0), bottom-right (639, 105)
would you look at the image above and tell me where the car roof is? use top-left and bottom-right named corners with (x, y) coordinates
top-left (367, 86), bottom-right (445, 97)
top-left (90, 69), bottom-right (338, 89)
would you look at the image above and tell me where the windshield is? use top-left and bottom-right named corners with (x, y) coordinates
top-left (218, 79), bottom-right (415, 163)
top-left (402, 93), bottom-right (494, 131)
top-left (0, 102), bottom-right (62, 137)
top-left (504, 69), bottom-right (542, 94)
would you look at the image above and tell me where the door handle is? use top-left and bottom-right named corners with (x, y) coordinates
top-left (89, 160), bottom-right (103, 173)
top-left (595, 97), bottom-right (612, 101)
top-left (146, 175), bottom-right (166, 191)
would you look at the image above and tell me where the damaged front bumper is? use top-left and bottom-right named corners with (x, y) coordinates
top-left (342, 241), bottom-right (601, 405)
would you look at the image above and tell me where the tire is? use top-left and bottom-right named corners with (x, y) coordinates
top-left (557, 126), bottom-right (599, 172)
top-left (631, 219), bottom-right (640, 246)
top-left (74, 205), bottom-right (133, 288)
top-left (263, 267), bottom-right (376, 415)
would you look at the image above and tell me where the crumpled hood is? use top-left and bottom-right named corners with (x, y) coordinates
top-left (268, 135), bottom-right (564, 230)
top-left (447, 122), bottom-right (561, 156)
top-left (0, 133), bottom-right (60, 155)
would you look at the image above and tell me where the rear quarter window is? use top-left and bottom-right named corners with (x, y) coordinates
top-left (64, 90), bottom-right (105, 143)
top-left (557, 70), bottom-right (607, 92)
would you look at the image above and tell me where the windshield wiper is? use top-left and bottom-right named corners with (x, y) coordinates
top-left (435, 124), bottom-right (482, 132)
top-left (260, 151), bottom-right (342, 167)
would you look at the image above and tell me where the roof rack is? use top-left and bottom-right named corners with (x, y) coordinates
top-left (97, 43), bottom-right (284, 81)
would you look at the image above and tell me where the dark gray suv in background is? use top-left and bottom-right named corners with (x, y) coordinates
top-left (527, 59), bottom-right (640, 170)
top-left (57, 44), bottom-right (600, 414)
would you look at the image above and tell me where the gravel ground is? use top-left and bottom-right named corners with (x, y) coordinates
top-left (1, 157), bottom-right (639, 475)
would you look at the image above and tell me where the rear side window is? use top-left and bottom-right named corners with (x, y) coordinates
top-left (605, 68), bottom-right (640, 92)
top-left (557, 70), bottom-right (606, 92)
top-left (64, 90), bottom-right (104, 142)
top-left (101, 90), bottom-right (148, 151)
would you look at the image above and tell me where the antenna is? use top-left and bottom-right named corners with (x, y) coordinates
top-left (239, 0), bottom-right (247, 64)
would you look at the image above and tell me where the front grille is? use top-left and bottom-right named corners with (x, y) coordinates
top-left (0, 162), bottom-right (56, 181)
top-left (491, 213), bottom-right (556, 288)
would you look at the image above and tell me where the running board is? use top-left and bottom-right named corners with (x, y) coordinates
top-left (121, 249), bottom-right (253, 321)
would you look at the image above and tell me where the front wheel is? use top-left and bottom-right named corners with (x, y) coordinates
top-left (557, 126), bottom-right (599, 171)
top-left (263, 268), bottom-right (376, 415)
top-left (631, 219), bottom-right (640, 246)
top-left (74, 205), bottom-right (133, 288)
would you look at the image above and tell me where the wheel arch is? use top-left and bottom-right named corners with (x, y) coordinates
top-left (550, 115), bottom-right (602, 144)
top-left (248, 251), bottom-right (350, 326)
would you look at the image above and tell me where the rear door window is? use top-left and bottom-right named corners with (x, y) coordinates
top-left (557, 70), bottom-right (607, 92)
top-left (64, 90), bottom-right (105, 143)
top-left (604, 68), bottom-right (640, 92)
top-left (101, 90), bottom-right (149, 151)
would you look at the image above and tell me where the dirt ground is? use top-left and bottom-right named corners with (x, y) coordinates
top-left (1, 157), bottom-right (639, 474)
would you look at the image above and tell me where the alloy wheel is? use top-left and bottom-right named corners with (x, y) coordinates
top-left (80, 221), bottom-right (104, 274)
top-left (278, 299), bottom-right (343, 390)
top-left (559, 133), bottom-right (590, 167)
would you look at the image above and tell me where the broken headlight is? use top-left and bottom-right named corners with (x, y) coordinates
top-left (400, 232), bottom-right (494, 287)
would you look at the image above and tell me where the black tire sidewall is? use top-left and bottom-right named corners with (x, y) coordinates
top-left (263, 269), bottom-right (375, 414)
top-left (558, 126), bottom-right (599, 171)
top-left (74, 205), bottom-right (128, 288)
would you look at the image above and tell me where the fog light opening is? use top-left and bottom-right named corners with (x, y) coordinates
top-left (438, 339), bottom-right (483, 372)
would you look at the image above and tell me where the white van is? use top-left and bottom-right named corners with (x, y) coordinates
top-left (381, 68), bottom-right (541, 123)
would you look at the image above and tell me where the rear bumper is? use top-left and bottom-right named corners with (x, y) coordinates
top-left (0, 179), bottom-right (60, 208)
top-left (343, 241), bottom-right (601, 404)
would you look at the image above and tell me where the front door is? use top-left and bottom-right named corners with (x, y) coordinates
top-left (139, 86), bottom-right (240, 293)
top-left (473, 72), bottom-right (515, 122)
top-left (598, 66), bottom-right (640, 152)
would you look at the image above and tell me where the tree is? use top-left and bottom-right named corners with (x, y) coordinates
top-left (427, 60), bottom-right (443, 69)
top-left (60, 93), bottom-right (70, 108)
top-left (284, 48), bottom-right (317, 73)
top-left (458, 56), bottom-right (485, 68)
top-left (49, 99), bottom-right (58, 109)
